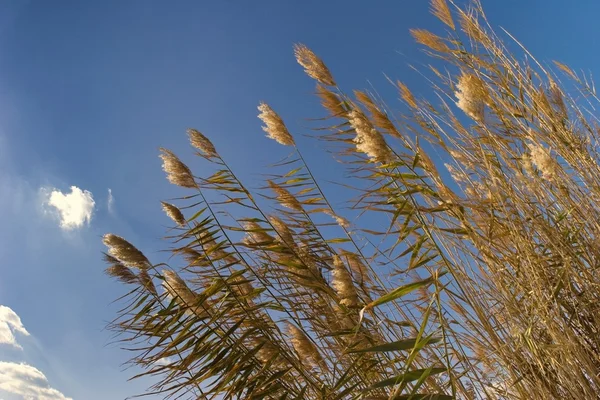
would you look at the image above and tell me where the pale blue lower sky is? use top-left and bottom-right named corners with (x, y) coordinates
top-left (0, 0), bottom-right (599, 398)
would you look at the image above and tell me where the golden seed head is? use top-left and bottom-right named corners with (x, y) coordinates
top-left (343, 252), bottom-right (370, 284)
top-left (332, 255), bottom-right (359, 307)
top-left (104, 254), bottom-right (138, 284)
top-left (459, 12), bottom-right (488, 45)
top-left (411, 29), bottom-right (451, 53)
top-left (287, 323), bottom-right (323, 368)
top-left (527, 143), bottom-right (558, 181)
top-left (324, 209), bottom-right (350, 229)
top-left (179, 247), bottom-right (209, 267)
top-left (103, 234), bottom-right (151, 270)
top-left (294, 43), bottom-right (336, 87)
top-left (269, 215), bottom-right (296, 247)
top-left (163, 269), bottom-right (201, 311)
top-left (187, 129), bottom-right (217, 157)
top-left (253, 338), bottom-right (283, 366)
top-left (268, 181), bottom-right (303, 211)
top-left (159, 148), bottom-right (198, 189)
top-left (521, 153), bottom-right (534, 177)
top-left (228, 275), bottom-right (254, 298)
top-left (161, 202), bottom-right (186, 227)
top-left (397, 81), bottom-right (418, 109)
top-left (455, 73), bottom-right (486, 122)
top-left (138, 269), bottom-right (157, 295)
top-left (445, 163), bottom-right (468, 183)
top-left (257, 102), bottom-right (295, 146)
top-left (431, 0), bottom-right (455, 30)
top-left (348, 110), bottom-right (392, 163)
top-left (242, 221), bottom-right (275, 245)
top-left (316, 84), bottom-right (346, 117)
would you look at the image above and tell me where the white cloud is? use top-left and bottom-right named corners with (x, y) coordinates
top-left (0, 362), bottom-right (71, 400)
top-left (0, 306), bottom-right (29, 350)
top-left (107, 188), bottom-right (114, 214)
top-left (43, 186), bottom-right (95, 230)
top-left (155, 357), bottom-right (173, 366)
top-left (0, 306), bottom-right (71, 399)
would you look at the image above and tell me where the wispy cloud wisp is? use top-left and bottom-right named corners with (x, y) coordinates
top-left (0, 306), bottom-right (29, 350)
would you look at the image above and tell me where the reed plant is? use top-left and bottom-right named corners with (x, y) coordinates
top-left (104, 1), bottom-right (600, 398)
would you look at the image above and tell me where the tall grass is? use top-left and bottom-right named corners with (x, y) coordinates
top-left (103, 0), bottom-right (600, 398)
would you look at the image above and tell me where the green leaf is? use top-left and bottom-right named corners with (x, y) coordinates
top-left (347, 336), bottom-right (442, 354)
top-left (186, 207), bottom-right (208, 223)
top-left (364, 270), bottom-right (447, 310)
top-left (368, 367), bottom-right (446, 389)
top-left (393, 395), bottom-right (453, 400)
top-left (326, 237), bottom-right (351, 244)
top-left (284, 166), bottom-right (303, 177)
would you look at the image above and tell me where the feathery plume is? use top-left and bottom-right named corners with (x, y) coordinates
top-left (324, 209), bottom-right (350, 229)
top-left (242, 221), bottom-right (275, 245)
top-left (179, 247), bottom-right (209, 267)
top-left (269, 215), bottom-right (296, 247)
top-left (287, 323), bottom-right (324, 369)
top-left (187, 129), bottom-right (217, 157)
top-left (200, 232), bottom-right (239, 265)
top-left (161, 202), bottom-right (186, 227)
top-left (332, 255), bottom-right (359, 307)
top-left (253, 338), bottom-right (283, 366)
top-left (329, 303), bottom-right (356, 331)
top-left (521, 153), bottom-right (535, 177)
top-left (257, 102), bottom-right (295, 146)
top-left (162, 269), bottom-right (207, 316)
top-left (354, 90), bottom-right (398, 135)
top-left (138, 270), bottom-right (157, 295)
top-left (103, 234), bottom-right (151, 269)
top-left (431, 0), bottom-right (455, 29)
top-left (294, 44), bottom-right (336, 87)
top-left (104, 254), bottom-right (138, 284)
top-left (459, 12), bottom-right (488, 45)
top-left (411, 29), bottom-right (451, 53)
top-left (343, 252), bottom-right (371, 285)
top-left (548, 82), bottom-right (567, 117)
top-left (159, 148), bottom-right (198, 189)
top-left (527, 143), bottom-right (559, 181)
top-left (397, 81), bottom-right (418, 109)
top-left (268, 181), bottom-right (303, 211)
top-left (316, 84), bottom-right (346, 117)
top-left (293, 243), bottom-right (322, 283)
top-left (347, 110), bottom-right (392, 163)
top-left (228, 275), bottom-right (254, 298)
top-left (445, 163), bottom-right (468, 183)
top-left (455, 73), bottom-right (486, 122)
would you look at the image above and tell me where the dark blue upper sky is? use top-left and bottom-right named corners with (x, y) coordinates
top-left (1, 1), bottom-right (599, 398)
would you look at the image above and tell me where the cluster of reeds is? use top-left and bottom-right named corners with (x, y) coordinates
top-left (103, 0), bottom-right (600, 398)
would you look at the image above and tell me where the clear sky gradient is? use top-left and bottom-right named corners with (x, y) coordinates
top-left (1, 1), bottom-right (599, 398)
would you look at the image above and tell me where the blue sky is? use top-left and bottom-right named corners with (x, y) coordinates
top-left (0, 0), bottom-right (599, 398)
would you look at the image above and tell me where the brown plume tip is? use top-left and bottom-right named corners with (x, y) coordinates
top-left (159, 148), bottom-right (198, 189)
top-left (287, 323), bottom-right (324, 369)
top-left (268, 181), bottom-right (303, 211)
top-left (104, 254), bottom-right (138, 284)
top-left (455, 73), bottom-right (486, 122)
top-left (138, 269), bottom-right (157, 295)
top-left (161, 202), bottom-right (186, 227)
top-left (187, 129), bottom-right (218, 157)
top-left (431, 0), bottom-right (455, 30)
top-left (103, 234), bottom-right (151, 270)
top-left (269, 215), bottom-right (296, 247)
top-left (332, 255), bottom-right (359, 307)
top-left (294, 43), bottom-right (336, 87)
top-left (257, 102), bottom-right (295, 146)
top-left (348, 109), bottom-right (392, 163)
